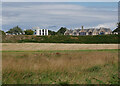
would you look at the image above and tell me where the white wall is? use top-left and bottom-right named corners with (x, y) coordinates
top-left (34, 28), bottom-right (48, 36)
top-left (36, 29), bottom-right (40, 35)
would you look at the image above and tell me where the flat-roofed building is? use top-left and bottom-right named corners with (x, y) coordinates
top-left (33, 27), bottom-right (48, 36)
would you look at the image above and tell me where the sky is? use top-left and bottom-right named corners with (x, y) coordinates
top-left (2, 2), bottom-right (118, 32)
top-left (1, 0), bottom-right (120, 2)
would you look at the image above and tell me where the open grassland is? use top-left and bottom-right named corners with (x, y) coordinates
top-left (2, 43), bottom-right (118, 51)
top-left (2, 49), bottom-right (118, 84)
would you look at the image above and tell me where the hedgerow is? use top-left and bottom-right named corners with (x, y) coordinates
top-left (2, 34), bottom-right (119, 44)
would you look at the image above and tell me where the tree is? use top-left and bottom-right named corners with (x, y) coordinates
top-left (0, 30), bottom-right (6, 36)
top-left (48, 30), bottom-right (57, 35)
top-left (6, 26), bottom-right (23, 35)
top-left (0, 30), bottom-right (6, 42)
top-left (24, 29), bottom-right (34, 35)
top-left (113, 22), bottom-right (120, 33)
top-left (57, 27), bottom-right (67, 35)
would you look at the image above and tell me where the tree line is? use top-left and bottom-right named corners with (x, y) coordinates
top-left (0, 26), bottom-right (67, 35)
top-left (0, 22), bottom-right (120, 36)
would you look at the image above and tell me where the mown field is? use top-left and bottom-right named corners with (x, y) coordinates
top-left (2, 49), bottom-right (118, 84)
top-left (2, 43), bottom-right (118, 51)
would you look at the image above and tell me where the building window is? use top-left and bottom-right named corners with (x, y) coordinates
top-left (65, 33), bottom-right (69, 35)
top-left (73, 32), bottom-right (77, 36)
top-left (100, 31), bottom-right (105, 35)
top-left (39, 30), bottom-right (41, 35)
top-left (88, 32), bottom-right (92, 35)
top-left (79, 32), bottom-right (86, 36)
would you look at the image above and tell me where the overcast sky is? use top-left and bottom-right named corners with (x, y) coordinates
top-left (1, 0), bottom-right (120, 2)
top-left (2, 2), bottom-right (118, 32)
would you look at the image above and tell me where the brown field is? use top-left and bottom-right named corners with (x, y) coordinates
top-left (2, 43), bottom-right (118, 51)
top-left (2, 43), bottom-right (119, 84)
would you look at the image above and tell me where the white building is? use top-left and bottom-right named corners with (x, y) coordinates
top-left (33, 27), bottom-right (48, 36)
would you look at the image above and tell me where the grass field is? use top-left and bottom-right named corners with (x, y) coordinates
top-left (2, 49), bottom-right (118, 84)
top-left (2, 43), bottom-right (118, 51)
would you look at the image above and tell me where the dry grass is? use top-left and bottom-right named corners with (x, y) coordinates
top-left (2, 50), bottom-right (118, 84)
top-left (2, 43), bottom-right (118, 51)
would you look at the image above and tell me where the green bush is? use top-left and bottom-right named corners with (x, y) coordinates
top-left (24, 29), bottom-right (34, 35)
top-left (2, 34), bottom-right (119, 43)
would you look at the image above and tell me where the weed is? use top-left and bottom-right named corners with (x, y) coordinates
top-left (86, 78), bottom-right (92, 84)
top-left (86, 66), bottom-right (101, 72)
top-left (58, 81), bottom-right (70, 86)
top-left (109, 74), bottom-right (119, 84)
top-left (92, 78), bottom-right (105, 84)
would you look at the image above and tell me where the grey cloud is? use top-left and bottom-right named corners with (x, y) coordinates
top-left (2, 2), bottom-right (118, 31)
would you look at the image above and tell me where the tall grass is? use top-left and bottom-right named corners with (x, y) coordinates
top-left (2, 51), bottom-right (118, 84)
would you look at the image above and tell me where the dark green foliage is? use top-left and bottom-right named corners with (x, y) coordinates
top-left (48, 30), bottom-right (57, 35)
top-left (24, 29), bottom-right (34, 35)
top-left (6, 26), bottom-right (23, 35)
top-left (2, 34), bottom-right (119, 43)
top-left (58, 81), bottom-right (70, 86)
top-left (86, 78), bottom-right (92, 84)
top-left (19, 35), bottom-right (118, 43)
top-left (0, 30), bottom-right (6, 42)
top-left (0, 30), bottom-right (6, 36)
top-left (57, 27), bottom-right (67, 35)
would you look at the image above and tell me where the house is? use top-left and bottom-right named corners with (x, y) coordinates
top-left (112, 27), bottom-right (119, 35)
top-left (113, 32), bottom-right (118, 35)
top-left (6, 32), bottom-right (23, 35)
top-left (64, 26), bottom-right (112, 36)
top-left (32, 27), bottom-right (48, 36)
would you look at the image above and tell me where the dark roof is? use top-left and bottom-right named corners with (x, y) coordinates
top-left (66, 28), bottom-right (111, 33)
top-left (112, 28), bottom-right (120, 33)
